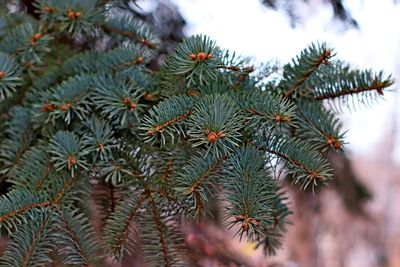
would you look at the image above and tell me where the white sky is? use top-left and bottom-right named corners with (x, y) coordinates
top-left (160, 0), bottom-right (400, 161)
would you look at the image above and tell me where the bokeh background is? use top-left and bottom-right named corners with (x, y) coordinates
top-left (133, 0), bottom-right (400, 266)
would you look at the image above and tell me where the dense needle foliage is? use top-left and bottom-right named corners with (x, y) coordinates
top-left (0, 0), bottom-right (394, 266)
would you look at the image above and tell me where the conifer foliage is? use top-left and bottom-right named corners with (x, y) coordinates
top-left (0, 0), bottom-right (394, 266)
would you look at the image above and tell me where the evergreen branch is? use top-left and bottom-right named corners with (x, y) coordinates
top-left (257, 136), bottom-right (333, 190)
top-left (0, 107), bottom-right (33, 174)
top-left (223, 146), bottom-right (276, 242)
top-left (43, 75), bottom-right (93, 124)
top-left (235, 90), bottom-right (297, 128)
top-left (34, 0), bottom-right (104, 36)
top-left (278, 43), bottom-right (333, 98)
top-left (82, 116), bottom-right (117, 161)
top-left (0, 20), bottom-right (52, 65)
top-left (48, 131), bottom-right (89, 177)
top-left (313, 61), bottom-right (394, 104)
top-left (140, 195), bottom-right (185, 266)
top-left (166, 34), bottom-right (222, 85)
top-left (256, 190), bottom-right (292, 255)
top-left (146, 190), bottom-right (172, 267)
top-left (8, 145), bottom-right (52, 191)
top-left (92, 74), bottom-right (144, 127)
top-left (104, 194), bottom-right (145, 260)
top-left (309, 61), bottom-right (394, 109)
top-left (97, 44), bottom-right (152, 72)
top-left (0, 172), bottom-right (86, 236)
top-left (54, 207), bottom-right (100, 266)
top-left (141, 95), bottom-right (197, 145)
top-left (176, 152), bottom-right (225, 218)
top-left (0, 190), bottom-right (50, 235)
top-left (188, 94), bottom-right (243, 158)
top-left (0, 212), bottom-right (55, 267)
top-left (0, 52), bottom-right (22, 101)
top-left (62, 50), bottom-right (99, 76)
top-left (104, 13), bottom-right (160, 49)
top-left (296, 101), bottom-right (346, 151)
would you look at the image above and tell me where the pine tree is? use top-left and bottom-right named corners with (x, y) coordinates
top-left (0, 1), bottom-right (394, 266)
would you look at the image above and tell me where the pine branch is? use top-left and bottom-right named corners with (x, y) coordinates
top-left (235, 90), bottom-right (297, 129)
top-left (176, 152), bottom-right (225, 218)
top-left (104, 13), bottom-right (160, 49)
top-left (166, 35), bottom-right (222, 85)
top-left (0, 212), bottom-right (55, 267)
top-left (48, 131), bottom-right (89, 177)
top-left (104, 194), bottom-right (145, 260)
top-left (0, 52), bottom-right (22, 101)
top-left (141, 95), bottom-right (196, 145)
top-left (8, 145), bottom-right (52, 191)
top-left (188, 94), bottom-right (243, 158)
top-left (257, 136), bottom-right (333, 190)
top-left (0, 107), bottom-right (33, 174)
top-left (296, 101), bottom-right (346, 151)
top-left (223, 146), bottom-right (276, 242)
top-left (311, 61), bottom-right (394, 109)
top-left (54, 207), bottom-right (100, 266)
top-left (278, 43), bottom-right (333, 98)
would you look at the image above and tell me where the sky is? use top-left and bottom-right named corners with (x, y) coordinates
top-left (151, 0), bottom-right (400, 161)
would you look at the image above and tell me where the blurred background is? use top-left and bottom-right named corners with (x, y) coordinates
top-left (130, 0), bottom-right (400, 266)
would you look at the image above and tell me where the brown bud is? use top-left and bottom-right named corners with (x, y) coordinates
top-left (128, 102), bottom-right (136, 110)
top-left (207, 53), bottom-right (213, 59)
top-left (144, 93), bottom-right (153, 101)
top-left (197, 52), bottom-right (207, 61)
top-left (189, 54), bottom-right (197, 61)
top-left (75, 11), bottom-right (81, 17)
top-left (207, 132), bottom-right (219, 143)
top-left (98, 143), bottom-right (105, 152)
top-left (40, 103), bottom-right (57, 112)
top-left (187, 89), bottom-right (201, 97)
top-left (67, 9), bottom-right (76, 19)
top-left (324, 49), bottom-right (331, 58)
top-left (146, 130), bottom-right (155, 136)
top-left (60, 102), bottom-right (72, 111)
top-left (43, 6), bottom-right (53, 13)
top-left (67, 155), bottom-right (77, 170)
top-left (136, 56), bottom-right (144, 64)
top-left (0, 71), bottom-right (5, 78)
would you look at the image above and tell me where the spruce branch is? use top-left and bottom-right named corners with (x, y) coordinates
top-left (92, 74), bottom-right (144, 127)
top-left (311, 61), bottom-right (394, 109)
top-left (141, 95), bottom-right (196, 145)
top-left (104, 195), bottom-right (144, 260)
top-left (54, 207), bottom-right (100, 266)
top-left (176, 152), bottom-right (225, 218)
top-left (0, 190), bottom-right (51, 235)
top-left (104, 13), bottom-right (160, 49)
top-left (0, 107), bottom-right (33, 175)
top-left (48, 131), bottom-right (89, 177)
top-left (0, 52), bottom-right (22, 101)
top-left (257, 136), bottom-right (333, 190)
top-left (223, 146), bottom-right (276, 242)
top-left (296, 101), bottom-right (346, 151)
top-left (0, 212), bottom-right (55, 267)
top-left (278, 43), bottom-right (333, 98)
top-left (235, 90), bottom-right (297, 129)
top-left (167, 34), bottom-right (222, 85)
top-left (8, 145), bottom-right (52, 191)
top-left (188, 94), bottom-right (243, 158)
